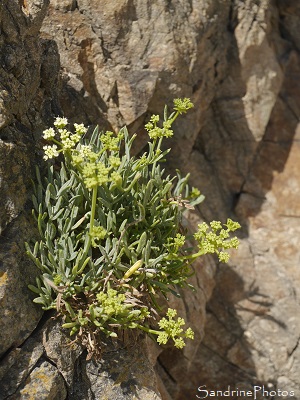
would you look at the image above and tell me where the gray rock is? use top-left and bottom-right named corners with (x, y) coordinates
top-left (0, 0), bottom-right (58, 359)
top-left (41, 0), bottom-right (300, 398)
top-left (12, 361), bottom-right (67, 400)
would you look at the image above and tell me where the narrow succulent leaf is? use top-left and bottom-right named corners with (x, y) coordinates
top-left (28, 284), bottom-right (41, 294)
top-left (64, 301), bottom-right (76, 319)
top-left (51, 208), bottom-right (64, 221)
top-left (136, 231), bottom-right (147, 256)
top-left (123, 260), bottom-right (143, 280)
top-left (77, 256), bottom-right (91, 275)
top-left (33, 297), bottom-right (47, 305)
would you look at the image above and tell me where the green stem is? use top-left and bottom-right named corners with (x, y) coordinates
top-left (168, 111), bottom-right (179, 125)
top-left (80, 185), bottom-right (98, 266)
top-left (135, 324), bottom-right (161, 336)
top-left (124, 172), bottom-right (141, 192)
top-left (157, 137), bottom-right (163, 152)
top-left (186, 251), bottom-right (202, 260)
top-left (149, 110), bottom-right (180, 176)
top-left (51, 138), bottom-right (63, 147)
top-left (151, 137), bottom-right (161, 176)
top-left (150, 138), bottom-right (157, 158)
top-left (89, 185), bottom-right (98, 236)
top-left (177, 249), bottom-right (204, 262)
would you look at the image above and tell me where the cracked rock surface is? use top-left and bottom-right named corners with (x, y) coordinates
top-left (0, 1), bottom-right (161, 399)
top-left (0, 319), bottom-right (160, 399)
top-left (1, 0), bottom-right (300, 399)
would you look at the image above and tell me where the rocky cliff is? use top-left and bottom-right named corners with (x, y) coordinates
top-left (1, 0), bottom-right (300, 399)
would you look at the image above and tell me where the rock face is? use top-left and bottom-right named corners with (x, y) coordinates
top-left (1, 0), bottom-right (300, 399)
top-left (180, 1), bottom-right (300, 398)
top-left (0, 0), bottom-right (55, 357)
top-left (0, 319), bottom-right (161, 400)
top-left (0, 1), bottom-right (162, 399)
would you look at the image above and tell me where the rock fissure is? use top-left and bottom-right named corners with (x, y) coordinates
top-left (201, 340), bottom-right (256, 380)
top-left (156, 357), bottom-right (177, 384)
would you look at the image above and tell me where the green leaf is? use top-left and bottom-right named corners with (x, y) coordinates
top-left (64, 301), bottom-right (76, 319)
top-left (28, 284), bottom-right (41, 294)
top-left (51, 208), bottom-right (64, 221)
top-left (33, 297), bottom-right (47, 305)
top-left (57, 178), bottom-right (73, 197)
top-left (136, 232), bottom-right (147, 256)
top-left (32, 195), bottom-right (39, 212)
top-left (137, 202), bottom-right (145, 221)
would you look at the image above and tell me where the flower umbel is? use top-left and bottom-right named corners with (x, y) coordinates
top-left (90, 225), bottom-right (106, 247)
top-left (43, 144), bottom-right (59, 160)
top-left (42, 128), bottom-right (56, 140)
top-left (145, 114), bottom-right (174, 139)
top-left (193, 218), bottom-right (241, 262)
top-left (74, 123), bottom-right (87, 136)
top-left (157, 308), bottom-right (194, 349)
top-left (173, 98), bottom-right (194, 114)
top-left (54, 117), bottom-right (68, 129)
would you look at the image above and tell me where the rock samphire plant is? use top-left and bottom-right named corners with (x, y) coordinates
top-left (26, 98), bottom-right (240, 358)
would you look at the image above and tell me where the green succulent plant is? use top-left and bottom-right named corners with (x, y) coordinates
top-left (26, 98), bottom-right (240, 358)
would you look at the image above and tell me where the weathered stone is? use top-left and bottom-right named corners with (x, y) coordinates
top-left (0, 216), bottom-right (43, 357)
top-left (42, 319), bottom-right (83, 388)
top-left (51, 0), bottom-right (77, 12)
top-left (0, 320), bottom-right (69, 400)
top-left (0, 0), bottom-right (60, 359)
top-left (0, 335), bottom-right (44, 399)
top-left (170, 0), bottom-right (300, 398)
top-left (14, 361), bottom-right (67, 400)
top-left (70, 342), bottom-right (161, 400)
top-left (39, 0), bottom-right (300, 398)
top-left (43, 320), bottom-right (162, 399)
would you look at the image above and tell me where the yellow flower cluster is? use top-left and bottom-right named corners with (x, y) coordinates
top-left (145, 115), bottom-right (174, 139)
top-left (43, 144), bottom-right (59, 160)
top-left (157, 308), bottom-right (194, 349)
top-left (82, 162), bottom-right (110, 189)
top-left (194, 219), bottom-right (241, 262)
top-left (42, 117), bottom-right (87, 159)
top-left (173, 98), bottom-right (194, 114)
top-left (90, 225), bottom-right (107, 247)
top-left (42, 118), bottom-right (123, 191)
